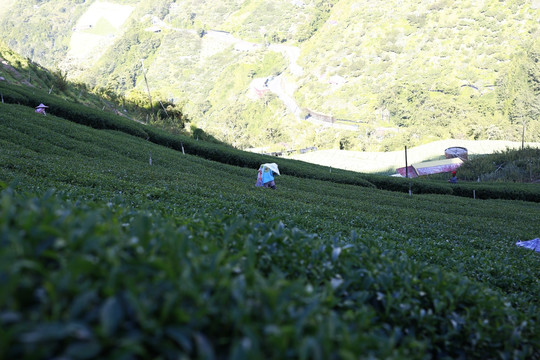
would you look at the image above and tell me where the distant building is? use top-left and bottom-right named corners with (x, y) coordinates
top-left (396, 158), bottom-right (463, 178)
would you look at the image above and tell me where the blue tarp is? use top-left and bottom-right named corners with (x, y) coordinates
top-left (515, 238), bottom-right (540, 252)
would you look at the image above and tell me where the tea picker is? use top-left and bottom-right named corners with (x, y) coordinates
top-left (255, 163), bottom-right (280, 189)
top-left (35, 103), bottom-right (49, 115)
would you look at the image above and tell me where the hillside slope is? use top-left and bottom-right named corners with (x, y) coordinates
top-left (1, 101), bottom-right (540, 358)
top-left (0, 40), bottom-right (131, 116)
top-left (1, 0), bottom-right (538, 152)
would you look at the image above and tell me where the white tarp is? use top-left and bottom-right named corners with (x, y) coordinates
top-left (515, 238), bottom-right (540, 252)
top-left (261, 163), bottom-right (280, 175)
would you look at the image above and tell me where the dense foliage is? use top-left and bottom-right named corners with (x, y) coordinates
top-left (0, 40), bottom-right (129, 114)
top-left (456, 147), bottom-right (540, 183)
top-left (0, 0), bottom-right (90, 67)
top-left (1, 100), bottom-right (540, 358)
top-left (1, 0), bottom-right (538, 151)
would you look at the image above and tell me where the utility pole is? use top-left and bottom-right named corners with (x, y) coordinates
top-left (405, 145), bottom-right (412, 196)
top-left (522, 118), bottom-right (525, 150)
top-left (405, 146), bottom-right (409, 179)
top-left (141, 59), bottom-right (155, 124)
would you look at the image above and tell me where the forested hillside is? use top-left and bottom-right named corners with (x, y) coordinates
top-left (0, 0), bottom-right (539, 152)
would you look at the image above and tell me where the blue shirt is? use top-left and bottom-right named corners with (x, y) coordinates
top-left (262, 167), bottom-right (275, 183)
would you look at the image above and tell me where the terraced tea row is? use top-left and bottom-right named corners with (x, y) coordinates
top-left (1, 102), bottom-right (539, 358)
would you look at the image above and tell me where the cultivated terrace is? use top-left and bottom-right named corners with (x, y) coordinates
top-left (1, 94), bottom-right (540, 359)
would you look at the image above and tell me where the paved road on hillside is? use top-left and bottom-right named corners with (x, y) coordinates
top-left (158, 22), bottom-right (351, 128)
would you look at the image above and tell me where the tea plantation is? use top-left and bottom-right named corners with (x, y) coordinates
top-left (1, 101), bottom-right (540, 359)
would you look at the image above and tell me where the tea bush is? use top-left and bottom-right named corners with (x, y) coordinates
top-left (1, 101), bottom-right (540, 358)
top-left (2, 88), bottom-right (539, 201)
top-left (1, 189), bottom-right (538, 359)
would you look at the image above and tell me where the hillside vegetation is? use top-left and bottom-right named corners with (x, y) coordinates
top-left (3, 80), bottom-right (540, 201)
top-left (0, 40), bottom-right (119, 114)
top-left (0, 0), bottom-right (538, 152)
top-left (1, 88), bottom-right (540, 358)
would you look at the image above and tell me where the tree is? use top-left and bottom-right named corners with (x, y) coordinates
top-left (379, 83), bottom-right (429, 127)
top-left (156, 100), bottom-right (190, 131)
top-left (497, 38), bottom-right (540, 143)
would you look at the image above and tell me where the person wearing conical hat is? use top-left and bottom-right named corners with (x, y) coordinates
top-left (35, 103), bottom-right (49, 115)
top-left (256, 163), bottom-right (280, 189)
